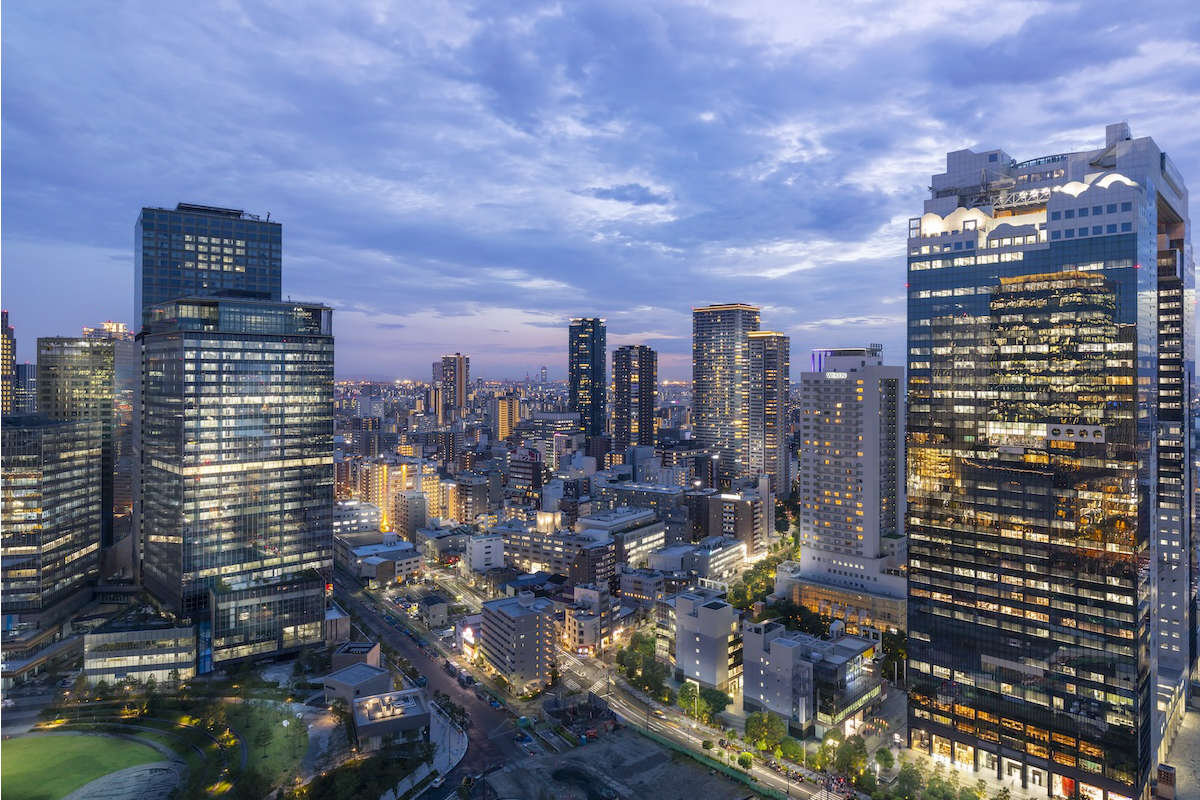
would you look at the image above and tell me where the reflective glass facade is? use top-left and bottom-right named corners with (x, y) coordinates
top-left (1, 416), bottom-right (102, 616)
top-left (569, 318), bottom-right (606, 438)
top-left (139, 297), bottom-right (333, 664)
top-left (907, 126), bottom-right (1190, 800)
top-left (748, 331), bottom-right (791, 497)
top-left (135, 203), bottom-right (282, 329)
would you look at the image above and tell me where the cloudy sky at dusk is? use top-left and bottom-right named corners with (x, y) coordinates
top-left (4, 0), bottom-right (1200, 379)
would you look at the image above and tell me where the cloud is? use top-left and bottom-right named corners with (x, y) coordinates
top-left (3, 0), bottom-right (1199, 378)
top-left (582, 183), bottom-right (671, 205)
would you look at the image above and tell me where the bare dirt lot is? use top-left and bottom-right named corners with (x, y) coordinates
top-left (485, 727), bottom-right (753, 800)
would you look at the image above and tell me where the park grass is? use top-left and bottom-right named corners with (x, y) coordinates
top-left (2, 734), bottom-right (164, 800)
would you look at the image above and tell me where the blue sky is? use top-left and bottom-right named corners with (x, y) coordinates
top-left (4, 0), bottom-right (1199, 379)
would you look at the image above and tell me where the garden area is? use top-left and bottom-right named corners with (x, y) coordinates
top-left (614, 631), bottom-right (674, 703)
top-left (2, 734), bottom-right (164, 800)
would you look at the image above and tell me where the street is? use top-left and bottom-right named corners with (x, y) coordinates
top-left (334, 575), bottom-right (524, 795)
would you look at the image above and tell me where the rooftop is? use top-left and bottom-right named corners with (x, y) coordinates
top-left (353, 689), bottom-right (429, 726)
top-left (325, 662), bottom-right (390, 687)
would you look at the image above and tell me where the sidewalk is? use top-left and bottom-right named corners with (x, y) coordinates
top-left (381, 705), bottom-right (469, 800)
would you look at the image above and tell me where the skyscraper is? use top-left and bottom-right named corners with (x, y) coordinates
top-left (14, 363), bottom-right (37, 414)
top-left (82, 322), bottom-right (138, 525)
top-left (2, 416), bottom-right (102, 625)
top-left (793, 345), bottom-right (904, 604)
top-left (692, 304), bottom-right (759, 486)
top-left (569, 318), bottom-right (606, 438)
top-left (2, 310), bottom-right (14, 414)
top-left (747, 331), bottom-right (791, 497)
top-left (495, 391), bottom-right (522, 442)
top-left (440, 353), bottom-right (470, 420)
top-left (140, 297), bottom-right (334, 668)
top-left (135, 203), bottom-right (282, 329)
top-left (37, 336), bottom-right (116, 547)
top-left (612, 344), bottom-right (657, 452)
top-left (906, 123), bottom-right (1191, 799)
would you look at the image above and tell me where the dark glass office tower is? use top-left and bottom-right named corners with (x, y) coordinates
top-left (1, 416), bottom-right (102, 621)
top-left (140, 298), bottom-right (333, 667)
top-left (748, 331), bottom-right (791, 498)
top-left (135, 203), bottom-right (282, 329)
top-left (37, 337), bottom-right (116, 547)
top-left (569, 318), bottom-right (606, 438)
top-left (612, 344), bottom-right (657, 452)
top-left (14, 363), bottom-right (36, 414)
top-left (906, 123), bottom-right (1191, 800)
top-left (692, 304), bottom-right (760, 486)
top-left (440, 352), bottom-right (470, 420)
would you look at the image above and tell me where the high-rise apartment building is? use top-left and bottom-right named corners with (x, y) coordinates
top-left (692, 304), bottom-right (760, 486)
top-left (612, 344), bottom-right (657, 452)
top-left (795, 346), bottom-right (904, 597)
top-left (2, 416), bottom-right (102, 623)
top-left (139, 297), bottom-right (333, 667)
top-left (569, 318), bottom-right (606, 438)
top-left (906, 123), bottom-right (1191, 800)
top-left (439, 353), bottom-right (470, 420)
top-left (495, 391), bottom-right (522, 442)
top-left (135, 203), bottom-right (282, 329)
top-left (747, 331), bottom-right (791, 497)
top-left (480, 592), bottom-right (555, 693)
top-left (37, 337), bottom-right (116, 548)
top-left (1, 311), bottom-right (14, 414)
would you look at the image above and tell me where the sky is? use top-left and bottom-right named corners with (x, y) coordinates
top-left (4, 0), bottom-right (1200, 380)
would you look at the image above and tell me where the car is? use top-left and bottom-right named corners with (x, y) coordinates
top-left (652, 709), bottom-right (665, 718)
top-left (430, 775), bottom-right (444, 788)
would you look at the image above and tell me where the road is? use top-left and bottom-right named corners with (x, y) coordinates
top-left (555, 649), bottom-right (819, 799)
top-left (334, 576), bottom-right (524, 797)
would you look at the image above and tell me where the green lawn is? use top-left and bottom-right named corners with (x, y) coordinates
top-left (2, 734), bottom-right (164, 800)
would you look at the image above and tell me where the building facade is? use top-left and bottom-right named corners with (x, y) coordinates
top-left (906, 123), bottom-right (1191, 800)
top-left (439, 353), bottom-right (470, 420)
top-left (135, 203), bottom-right (282, 328)
top-left (568, 318), bottom-right (606, 438)
top-left (480, 592), bottom-right (555, 692)
top-left (747, 331), bottom-right (791, 497)
top-left (673, 592), bottom-right (742, 693)
top-left (139, 297), bottom-right (333, 667)
top-left (692, 304), bottom-right (760, 486)
top-left (1, 310), bottom-right (14, 414)
top-left (612, 344), bottom-right (657, 452)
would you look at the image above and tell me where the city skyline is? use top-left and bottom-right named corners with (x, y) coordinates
top-left (4, 2), bottom-right (1200, 379)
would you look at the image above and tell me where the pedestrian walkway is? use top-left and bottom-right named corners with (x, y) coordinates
top-left (381, 705), bottom-right (469, 800)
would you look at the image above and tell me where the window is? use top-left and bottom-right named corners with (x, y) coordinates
top-left (1051, 231), bottom-right (1061, 240)
top-left (1092, 206), bottom-right (1103, 215)
top-left (1065, 230), bottom-right (1074, 238)
top-left (989, 153), bottom-right (998, 162)
top-left (1107, 203), bottom-right (1117, 213)
top-left (1051, 211), bottom-right (1061, 220)
top-left (1092, 226), bottom-right (1102, 235)
top-left (1107, 224), bottom-right (1117, 233)
top-left (1079, 207), bottom-right (1088, 217)
top-left (1078, 228), bottom-right (1088, 236)
top-left (1064, 209), bottom-right (1074, 219)
top-left (1121, 202), bottom-right (1132, 211)
top-left (1121, 222), bottom-right (1132, 232)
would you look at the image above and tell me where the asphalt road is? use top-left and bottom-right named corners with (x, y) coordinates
top-left (334, 576), bottom-right (524, 795)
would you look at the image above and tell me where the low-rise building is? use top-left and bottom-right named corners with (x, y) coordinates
top-left (618, 566), bottom-right (666, 608)
top-left (772, 560), bottom-right (906, 641)
top-left (647, 537), bottom-right (745, 582)
top-left (325, 602), bottom-right (351, 646)
top-left (332, 640), bottom-right (382, 671)
top-left (561, 584), bottom-right (616, 656)
top-left (352, 689), bottom-right (431, 752)
top-left (741, 621), bottom-right (880, 739)
top-left (464, 532), bottom-right (505, 573)
top-left (575, 507), bottom-right (665, 569)
top-left (333, 500), bottom-right (382, 537)
top-left (82, 609), bottom-right (196, 686)
top-left (673, 592), bottom-right (742, 693)
top-left (335, 535), bottom-right (422, 585)
top-left (480, 592), bottom-right (554, 693)
top-left (418, 594), bottom-right (450, 628)
top-left (324, 662), bottom-right (393, 705)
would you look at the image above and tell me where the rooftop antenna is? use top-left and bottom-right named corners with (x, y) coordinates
top-left (265, 212), bottom-right (271, 221)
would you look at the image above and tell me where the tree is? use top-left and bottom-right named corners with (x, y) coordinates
top-left (834, 734), bottom-right (868, 775)
top-left (699, 687), bottom-right (732, 717)
top-left (874, 746), bottom-right (894, 771)
top-left (779, 737), bottom-right (804, 762)
top-left (989, 789), bottom-right (1012, 800)
top-left (702, 739), bottom-right (714, 750)
top-left (677, 682), bottom-right (699, 714)
top-left (895, 762), bottom-right (925, 800)
top-left (744, 712), bottom-right (787, 750)
top-left (737, 753), bottom-right (753, 770)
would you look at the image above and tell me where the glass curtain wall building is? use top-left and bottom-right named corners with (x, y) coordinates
top-left (612, 344), bottom-right (657, 452)
top-left (135, 203), bottom-right (282, 329)
top-left (569, 318), bottom-right (607, 438)
top-left (906, 123), bottom-right (1191, 800)
top-left (692, 304), bottom-right (760, 487)
top-left (139, 298), bottom-right (333, 667)
top-left (37, 337), bottom-right (116, 547)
